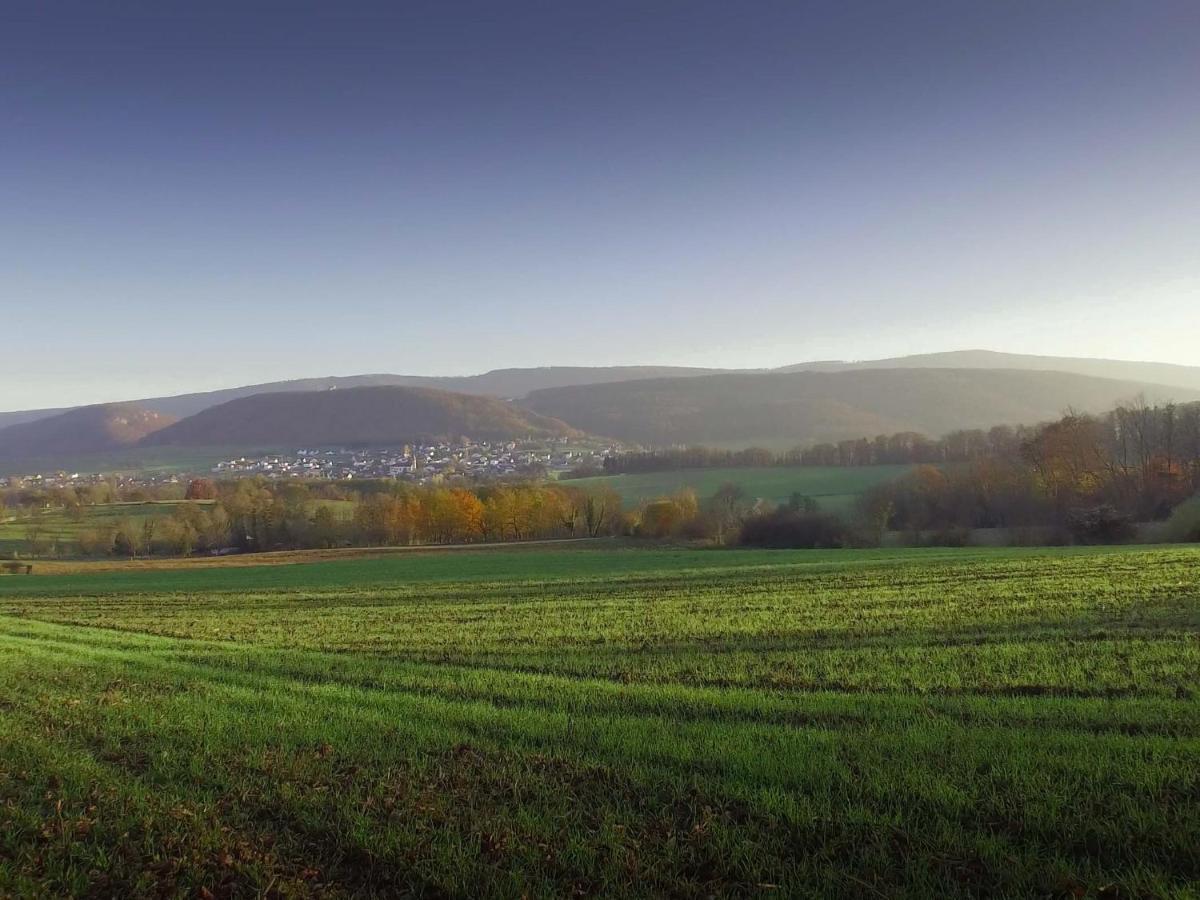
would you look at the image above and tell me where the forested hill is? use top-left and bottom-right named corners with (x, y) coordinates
top-left (0, 367), bottom-right (732, 432)
top-left (0, 403), bottom-right (176, 459)
top-left (7, 352), bottom-right (1200, 433)
top-left (141, 385), bottom-right (579, 448)
top-left (521, 368), bottom-right (1200, 446)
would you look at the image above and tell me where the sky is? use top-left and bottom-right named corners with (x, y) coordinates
top-left (2, 0), bottom-right (1199, 410)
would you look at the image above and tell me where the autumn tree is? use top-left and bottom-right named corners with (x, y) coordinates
top-left (582, 486), bottom-right (621, 538)
top-left (636, 489), bottom-right (699, 539)
top-left (709, 482), bottom-right (749, 544)
top-left (1021, 414), bottom-right (1107, 510)
top-left (310, 505), bottom-right (341, 548)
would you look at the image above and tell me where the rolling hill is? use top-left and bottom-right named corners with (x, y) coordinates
top-left (5, 352), bottom-right (1199, 433)
top-left (0, 366), bottom-right (730, 431)
top-left (141, 386), bottom-right (579, 449)
top-left (778, 349), bottom-right (1200, 390)
top-left (0, 403), bottom-right (177, 459)
top-left (521, 368), bottom-right (1200, 446)
top-left (5, 352), bottom-right (1199, 452)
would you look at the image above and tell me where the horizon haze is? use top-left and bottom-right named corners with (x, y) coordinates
top-left (5, 348), bottom-right (1200, 422)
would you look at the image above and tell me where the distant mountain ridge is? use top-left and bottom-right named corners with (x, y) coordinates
top-left (777, 349), bottom-right (1200, 390)
top-left (522, 368), bottom-right (1200, 446)
top-left (4, 352), bottom-right (1198, 433)
top-left (141, 385), bottom-right (578, 449)
top-left (0, 403), bottom-right (177, 459)
top-left (0, 366), bottom-right (734, 431)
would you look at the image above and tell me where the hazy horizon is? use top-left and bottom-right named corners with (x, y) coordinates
top-left (5, 346), bottom-right (1200, 415)
top-left (9, 342), bottom-right (1200, 412)
top-left (4, 0), bottom-right (1199, 409)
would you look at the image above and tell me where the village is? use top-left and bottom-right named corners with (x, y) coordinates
top-left (0, 438), bottom-right (621, 495)
top-left (211, 437), bottom-right (617, 482)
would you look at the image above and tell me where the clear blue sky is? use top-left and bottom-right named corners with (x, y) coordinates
top-left (3, 0), bottom-right (1199, 409)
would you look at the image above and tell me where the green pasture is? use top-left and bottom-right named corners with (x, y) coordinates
top-left (0, 542), bottom-right (1163, 596)
top-left (564, 464), bottom-right (912, 512)
top-left (0, 544), bottom-right (1197, 896)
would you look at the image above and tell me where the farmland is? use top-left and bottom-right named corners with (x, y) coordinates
top-left (564, 464), bottom-right (913, 513)
top-left (0, 501), bottom-right (213, 558)
top-left (1, 545), bottom-right (1198, 897)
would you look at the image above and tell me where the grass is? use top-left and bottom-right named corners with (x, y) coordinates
top-left (0, 544), bottom-right (1197, 897)
top-left (0, 542), bottom-right (1168, 594)
top-left (564, 464), bottom-right (912, 513)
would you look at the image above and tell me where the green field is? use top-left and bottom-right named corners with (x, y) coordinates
top-left (564, 464), bottom-right (912, 512)
top-left (1, 545), bottom-right (1197, 897)
top-left (0, 501), bottom-right (214, 558)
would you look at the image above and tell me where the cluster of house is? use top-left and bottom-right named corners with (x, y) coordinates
top-left (211, 438), bottom-right (617, 482)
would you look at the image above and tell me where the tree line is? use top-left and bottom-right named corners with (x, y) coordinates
top-left (596, 399), bottom-right (1200, 549)
top-left (66, 479), bottom-right (626, 558)
top-left (595, 400), bottom-right (1200, 474)
top-left (53, 477), bottom-right (775, 557)
top-left (857, 399), bottom-right (1200, 543)
top-left (592, 428), bottom-right (1031, 473)
top-left (1, 478), bottom-right (188, 517)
